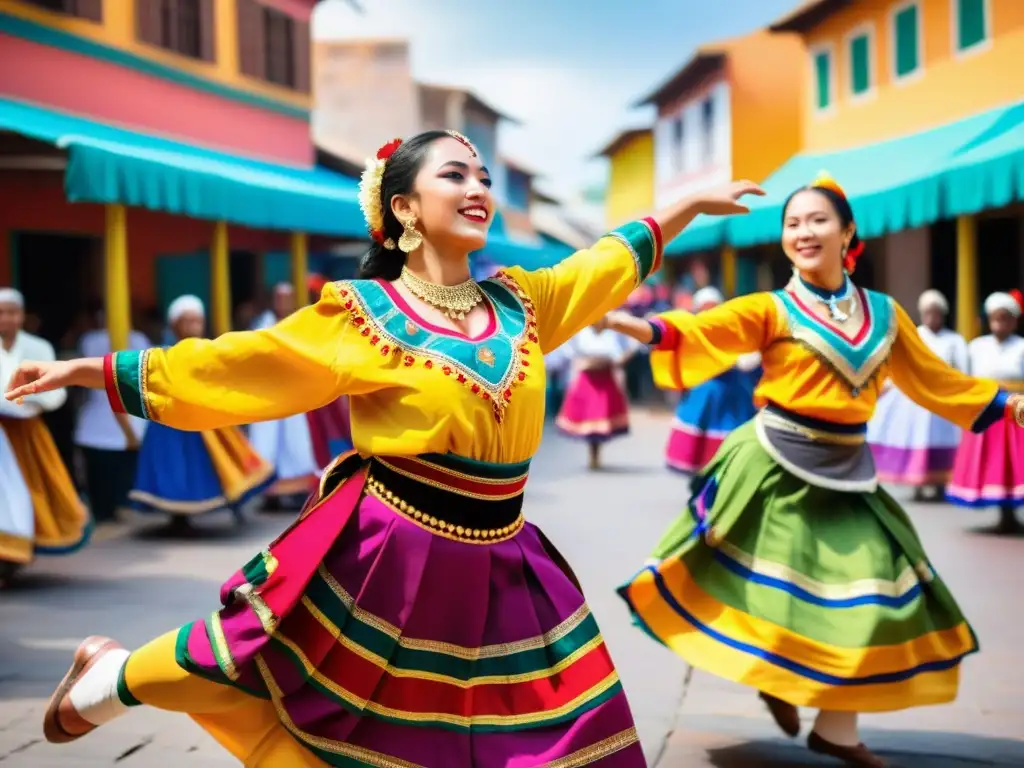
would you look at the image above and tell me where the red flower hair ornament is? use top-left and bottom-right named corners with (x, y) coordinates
top-left (811, 170), bottom-right (864, 274)
top-left (357, 131), bottom-right (479, 249)
top-left (359, 138), bottom-right (403, 248)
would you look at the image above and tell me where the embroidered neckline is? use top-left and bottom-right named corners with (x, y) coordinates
top-left (774, 288), bottom-right (897, 393)
top-left (336, 276), bottom-right (537, 423)
top-left (792, 274), bottom-right (855, 324)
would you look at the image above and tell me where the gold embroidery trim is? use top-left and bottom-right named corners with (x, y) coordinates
top-left (542, 726), bottom-right (640, 768)
top-left (376, 457), bottom-right (526, 501)
top-left (316, 564), bottom-right (592, 659)
top-left (208, 611), bottom-right (239, 681)
top-left (365, 473), bottom-right (524, 544)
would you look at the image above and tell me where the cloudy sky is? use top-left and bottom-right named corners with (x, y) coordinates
top-left (314, 0), bottom-right (800, 200)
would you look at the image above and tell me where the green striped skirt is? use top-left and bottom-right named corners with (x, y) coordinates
top-left (617, 421), bottom-right (978, 712)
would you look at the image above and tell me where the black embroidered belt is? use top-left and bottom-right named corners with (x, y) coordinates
top-left (321, 451), bottom-right (530, 544)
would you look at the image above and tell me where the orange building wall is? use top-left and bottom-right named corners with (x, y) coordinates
top-left (0, 173), bottom-right (289, 306)
top-left (728, 29), bottom-right (806, 182)
top-left (801, 0), bottom-right (1024, 151)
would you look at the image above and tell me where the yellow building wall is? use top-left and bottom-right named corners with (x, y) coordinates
top-left (0, 0), bottom-right (310, 111)
top-left (604, 133), bottom-right (656, 229)
top-left (801, 0), bottom-right (1024, 151)
top-left (728, 29), bottom-right (806, 183)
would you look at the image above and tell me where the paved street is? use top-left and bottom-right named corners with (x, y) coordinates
top-left (1, 410), bottom-right (1022, 766)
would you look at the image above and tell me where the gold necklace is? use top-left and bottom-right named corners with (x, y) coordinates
top-left (400, 266), bottom-right (483, 320)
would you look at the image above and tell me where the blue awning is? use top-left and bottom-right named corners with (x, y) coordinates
top-left (726, 99), bottom-right (1024, 248)
top-left (0, 96), bottom-right (366, 237)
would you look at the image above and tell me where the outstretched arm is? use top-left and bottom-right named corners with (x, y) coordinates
top-left (605, 294), bottom-right (778, 391)
top-left (502, 181), bottom-right (764, 353)
top-left (889, 303), bottom-right (1010, 432)
top-left (7, 282), bottom-right (369, 431)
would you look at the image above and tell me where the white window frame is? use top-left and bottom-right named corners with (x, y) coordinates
top-left (844, 21), bottom-right (877, 103)
top-left (889, 0), bottom-right (925, 85)
top-left (951, 0), bottom-right (992, 58)
top-left (809, 41), bottom-right (837, 116)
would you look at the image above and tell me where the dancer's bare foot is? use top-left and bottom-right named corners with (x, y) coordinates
top-left (808, 730), bottom-right (885, 767)
top-left (759, 692), bottom-right (800, 737)
top-left (43, 636), bottom-right (125, 744)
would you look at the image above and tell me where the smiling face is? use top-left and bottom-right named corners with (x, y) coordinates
top-left (392, 136), bottom-right (493, 255)
top-left (781, 189), bottom-right (855, 280)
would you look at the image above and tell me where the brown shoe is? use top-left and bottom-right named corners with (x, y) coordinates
top-left (42, 636), bottom-right (125, 744)
top-left (808, 730), bottom-right (886, 767)
top-left (759, 692), bottom-right (800, 737)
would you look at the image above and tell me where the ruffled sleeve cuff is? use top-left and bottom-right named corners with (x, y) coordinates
top-left (648, 317), bottom-right (679, 351)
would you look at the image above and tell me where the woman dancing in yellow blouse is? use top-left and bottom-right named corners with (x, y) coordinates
top-left (607, 173), bottom-right (1024, 768)
top-left (5, 129), bottom-right (761, 767)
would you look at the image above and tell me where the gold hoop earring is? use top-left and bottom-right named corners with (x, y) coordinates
top-left (398, 217), bottom-right (422, 253)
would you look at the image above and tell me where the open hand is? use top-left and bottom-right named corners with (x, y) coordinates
top-left (4, 360), bottom-right (77, 404)
top-left (701, 180), bottom-right (766, 216)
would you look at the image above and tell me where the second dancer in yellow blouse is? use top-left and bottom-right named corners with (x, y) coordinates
top-left (608, 173), bottom-right (1021, 768)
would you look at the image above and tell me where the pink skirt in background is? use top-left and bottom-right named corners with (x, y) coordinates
top-left (555, 369), bottom-right (630, 444)
top-left (946, 418), bottom-right (1024, 507)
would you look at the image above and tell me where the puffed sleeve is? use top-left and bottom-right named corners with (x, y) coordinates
top-left (500, 218), bottom-right (663, 353)
top-left (103, 281), bottom-right (374, 431)
top-left (890, 303), bottom-right (1006, 432)
top-left (648, 293), bottom-right (780, 390)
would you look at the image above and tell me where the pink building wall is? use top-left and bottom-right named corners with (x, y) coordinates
top-left (0, 32), bottom-right (313, 165)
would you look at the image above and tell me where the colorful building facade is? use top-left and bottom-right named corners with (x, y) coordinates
top-left (762, 0), bottom-right (1024, 336)
top-left (600, 29), bottom-right (804, 296)
top-left (595, 128), bottom-right (655, 230)
top-left (0, 0), bottom-right (360, 352)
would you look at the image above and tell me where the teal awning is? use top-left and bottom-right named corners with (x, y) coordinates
top-left (665, 214), bottom-right (727, 256)
top-left (0, 97), bottom-right (366, 237)
top-left (726, 99), bottom-right (1024, 249)
top-left (477, 233), bottom-right (572, 271)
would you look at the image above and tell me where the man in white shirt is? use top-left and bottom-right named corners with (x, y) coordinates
top-left (74, 309), bottom-right (151, 524)
top-left (0, 288), bottom-right (89, 566)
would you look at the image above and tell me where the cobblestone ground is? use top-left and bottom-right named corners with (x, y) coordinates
top-left (1, 411), bottom-right (1021, 766)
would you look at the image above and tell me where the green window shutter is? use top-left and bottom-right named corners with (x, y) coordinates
top-left (850, 34), bottom-right (870, 94)
top-left (894, 4), bottom-right (920, 77)
top-left (957, 0), bottom-right (987, 50)
top-left (814, 50), bottom-right (831, 109)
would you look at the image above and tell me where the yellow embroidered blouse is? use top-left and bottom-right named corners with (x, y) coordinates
top-left (104, 220), bottom-right (663, 465)
top-left (649, 286), bottom-right (1007, 432)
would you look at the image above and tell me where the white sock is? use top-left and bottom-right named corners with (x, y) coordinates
top-left (813, 709), bottom-right (859, 747)
top-left (67, 649), bottom-right (132, 726)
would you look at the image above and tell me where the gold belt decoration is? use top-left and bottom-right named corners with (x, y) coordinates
top-left (365, 473), bottom-right (525, 545)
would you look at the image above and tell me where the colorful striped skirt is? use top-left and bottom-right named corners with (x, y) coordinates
top-left (555, 369), bottom-right (630, 444)
top-left (129, 422), bottom-right (274, 516)
top-left (174, 452), bottom-right (643, 765)
top-left (867, 386), bottom-right (960, 487)
top-left (0, 416), bottom-right (90, 565)
top-left (665, 367), bottom-right (758, 475)
top-left (618, 421), bottom-right (977, 712)
top-left (946, 416), bottom-right (1024, 508)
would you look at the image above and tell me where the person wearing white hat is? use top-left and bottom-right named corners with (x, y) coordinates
top-left (125, 296), bottom-right (273, 529)
top-left (74, 303), bottom-right (151, 525)
top-left (0, 288), bottom-right (89, 579)
top-left (947, 289), bottom-right (1024, 531)
top-left (663, 286), bottom-right (761, 474)
top-left (867, 289), bottom-right (968, 499)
